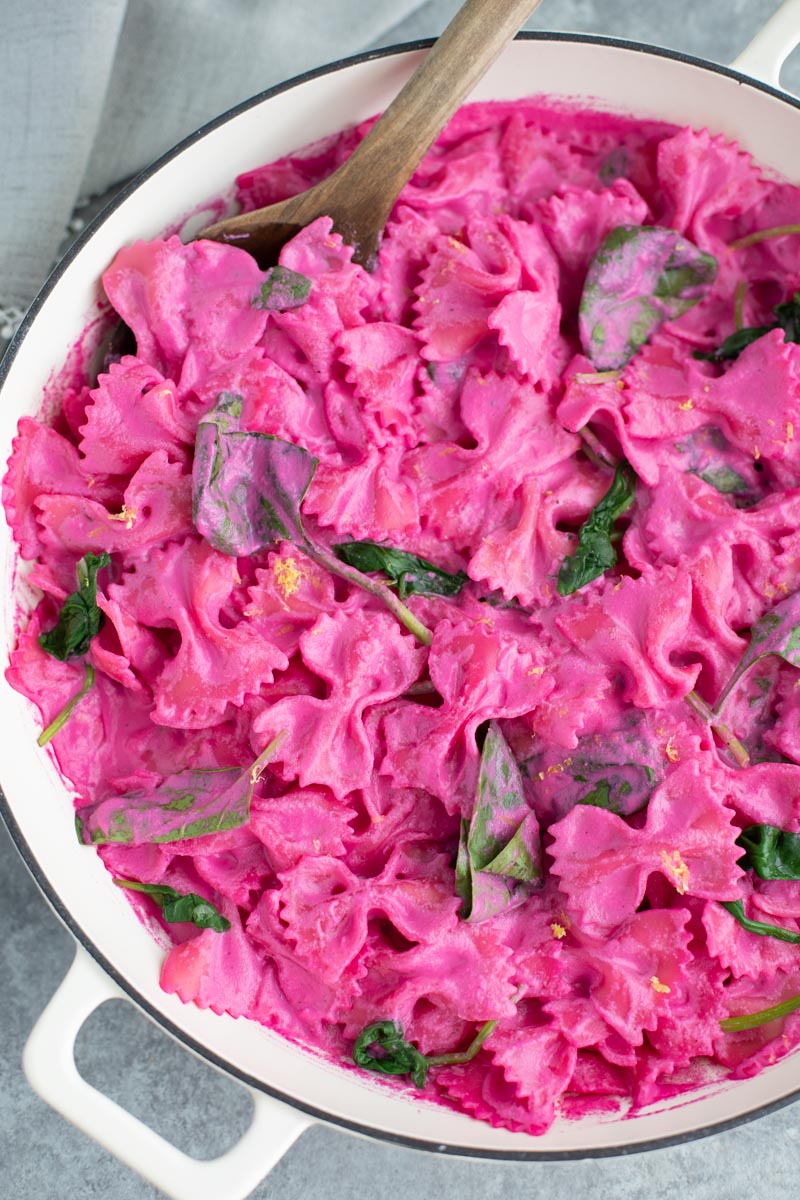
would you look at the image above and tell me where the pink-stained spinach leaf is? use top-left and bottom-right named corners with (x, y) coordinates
top-left (521, 712), bottom-right (665, 822)
top-left (252, 265), bottom-right (312, 311)
top-left (75, 733), bottom-right (285, 844)
top-left (192, 392), bottom-right (318, 557)
top-left (455, 721), bottom-right (542, 923)
top-left (579, 225), bottom-right (718, 369)
top-left (715, 590), bottom-right (800, 714)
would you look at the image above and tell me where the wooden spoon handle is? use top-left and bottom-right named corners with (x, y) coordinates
top-left (321, 0), bottom-right (544, 240)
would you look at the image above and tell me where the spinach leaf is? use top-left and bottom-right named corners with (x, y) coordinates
top-left (193, 392), bottom-right (317, 557)
top-left (75, 733), bottom-right (285, 844)
top-left (455, 721), bottom-right (542, 923)
top-left (353, 1020), bottom-right (431, 1087)
top-left (737, 825), bottom-right (800, 881)
top-left (698, 465), bottom-right (753, 497)
top-left (191, 392), bottom-right (433, 644)
top-left (557, 460), bottom-right (636, 595)
top-left (114, 879), bottom-right (230, 932)
top-left (720, 992), bottom-right (800, 1032)
top-left (252, 266), bottom-right (311, 311)
top-left (720, 899), bottom-right (800, 944)
top-left (579, 225), bottom-right (717, 369)
top-left (695, 290), bottom-right (800, 363)
top-left (39, 551), bottom-right (111, 661)
top-left (333, 540), bottom-right (468, 599)
top-left (352, 1017), bottom-right (498, 1088)
top-left (714, 590), bottom-right (800, 714)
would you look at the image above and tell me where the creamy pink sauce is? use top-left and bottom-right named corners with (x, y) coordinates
top-left (6, 98), bottom-right (800, 1133)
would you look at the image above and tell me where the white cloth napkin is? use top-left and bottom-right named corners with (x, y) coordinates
top-left (0, 0), bottom-right (443, 318)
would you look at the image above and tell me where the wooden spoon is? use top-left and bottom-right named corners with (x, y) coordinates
top-left (200, 0), bottom-right (544, 268)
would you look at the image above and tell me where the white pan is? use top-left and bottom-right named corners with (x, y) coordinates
top-left (4, 5), bottom-right (800, 1197)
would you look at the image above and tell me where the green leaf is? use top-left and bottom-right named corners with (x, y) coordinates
top-left (192, 392), bottom-right (318, 557)
top-left (694, 290), bottom-right (800, 363)
top-left (579, 225), bottom-right (717, 369)
top-left (720, 899), bottom-right (800, 944)
top-left (75, 733), bottom-right (285, 844)
top-left (698, 465), bottom-right (753, 496)
top-left (352, 1021), bottom-right (430, 1087)
top-left (252, 266), bottom-right (312, 311)
top-left (333, 540), bottom-right (468, 599)
top-left (557, 460), bottom-right (636, 595)
top-left (39, 552), bottom-right (111, 661)
top-left (457, 721), bottom-right (542, 923)
top-left (737, 825), bottom-right (800, 881)
top-left (352, 1017), bottom-right (499, 1087)
top-left (114, 879), bottom-right (231, 932)
top-left (714, 590), bottom-right (800, 714)
top-left (720, 992), bottom-right (800, 1032)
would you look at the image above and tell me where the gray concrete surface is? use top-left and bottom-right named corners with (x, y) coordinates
top-left (4, 1), bottom-right (800, 1196)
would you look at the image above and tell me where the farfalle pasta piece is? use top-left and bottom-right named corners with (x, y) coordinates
top-left (102, 236), bottom-right (269, 394)
top-left (36, 451), bottom-right (193, 560)
top-left (161, 902), bottom-right (266, 1019)
top-left (79, 357), bottom-right (193, 475)
top-left (656, 128), bottom-right (766, 245)
top-left (304, 442), bottom-right (420, 540)
top-left (537, 178), bottom-right (650, 284)
top-left (407, 369), bottom-right (579, 550)
top-left (276, 846), bottom-right (458, 985)
top-left (467, 459), bottom-right (609, 608)
top-left (108, 538), bottom-right (288, 727)
top-left (3, 417), bottom-right (117, 560)
top-left (381, 617), bottom-right (552, 814)
top-left (414, 217), bottom-right (523, 361)
top-left (555, 568), bottom-right (701, 708)
top-left (252, 609), bottom-right (426, 798)
top-left (250, 786), bottom-right (356, 872)
top-left (244, 545), bottom-right (362, 658)
top-left (337, 322), bottom-right (421, 448)
top-left (550, 759), bottom-right (744, 932)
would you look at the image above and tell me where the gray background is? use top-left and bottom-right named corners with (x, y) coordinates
top-left (4, 1), bottom-right (800, 1196)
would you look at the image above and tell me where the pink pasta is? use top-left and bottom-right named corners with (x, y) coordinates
top-left (8, 97), bottom-right (800, 1136)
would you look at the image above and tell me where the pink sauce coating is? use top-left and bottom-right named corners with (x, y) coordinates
top-left (6, 98), bottom-right (800, 1133)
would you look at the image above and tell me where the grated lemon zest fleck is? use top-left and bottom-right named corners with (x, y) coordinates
top-left (650, 976), bottom-right (671, 994)
top-left (660, 849), bottom-right (690, 894)
top-left (273, 557), bottom-right (302, 599)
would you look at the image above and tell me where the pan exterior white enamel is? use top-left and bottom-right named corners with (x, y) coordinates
top-left (5, 29), bottom-right (800, 1171)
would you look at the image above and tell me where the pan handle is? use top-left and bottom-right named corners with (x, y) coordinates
top-left (23, 946), bottom-right (312, 1200)
top-left (731, 0), bottom-right (800, 87)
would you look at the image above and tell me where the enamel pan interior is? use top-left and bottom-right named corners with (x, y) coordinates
top-left (3, 34), bottom-right (800, 1159)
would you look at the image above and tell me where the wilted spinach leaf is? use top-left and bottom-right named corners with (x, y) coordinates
top-left (579, 225), bottom-right (717, 369)
top-left (352, 1017), bottom-right (498, 1088)
top-left (714, 590), bottom-right (800, 714)
top-left (333, 540), bottom-right (467, 599)
top-left (193, 392), bottom-right (318, 557)
top-left (75, 733), bottom-right (285, 844)
top-left (39, 551), bottom-right (111, 661)
top-left (721, 899), bottom-right (800, 944)
top-left (115, 879), bottom-right (230, 932)
top-left (695, 291), bottom-right (800, 363)
top-left (456, 721), bottom-right (542, 923)
top-left (353, 1021), bottom-right (431, 1087)
top-left (557, 460), bottom-right (636, 595)
top-left (737, 825), bottom-right (800, 881)
top-left (252, 266), bottom-right (311, 311)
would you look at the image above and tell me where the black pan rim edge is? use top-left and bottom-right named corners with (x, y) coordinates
top-left (3, 29), bottom-right (800, 1164)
